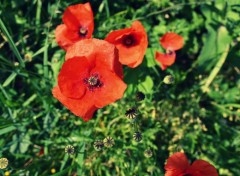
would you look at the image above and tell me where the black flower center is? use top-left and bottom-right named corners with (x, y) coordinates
top-left (84, 74), bottom-right (103, 91)
top-left (79, 27), bottom-right (88, 37)
top-left (123, 35), bottom-right (135, 47)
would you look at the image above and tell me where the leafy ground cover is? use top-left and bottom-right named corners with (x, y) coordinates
top-left (0, 0), bottom-right (240, 175)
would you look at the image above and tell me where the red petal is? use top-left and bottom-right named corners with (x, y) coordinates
top-left (66, 39), bottom-right (123, 79)
top-left (105, 20), bottom-right (148, 68)
top-left (52, 86), bottom-right (97, 121)
top-left (62, 3), bottom-right (94, 33)
top-left (155, 51), bottom-right (176, 70)
top-left (58, 57), bottom-right (90, 99)
top-left (55, 24), bottom-right (80, 50)
top-left (187, 160), bottom-right (218, 176)
top-left (164, 152), bottom-right (190, 176)
top-left (160, 32), bottom-right (184, 51)
top-left (88, 65), bottom-right (127, 108)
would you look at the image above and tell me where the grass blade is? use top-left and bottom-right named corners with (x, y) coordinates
top-left (0, 18), bottom-right (25, 67)
top-left (3, 72), bottom-right (17, 87)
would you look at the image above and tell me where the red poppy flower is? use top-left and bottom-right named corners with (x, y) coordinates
top-left (105, 20), bottom-right (148, 68)
top-left (66, 38), bottom-right (123, 79)
top-left (155, 32), bottom-right (184, 70)
top-left (55, 3), bottom-right (94, 50)
top-left (52, 39), bottom-right (127, 121)
top-left (165, 152), bottom-right (218, 176)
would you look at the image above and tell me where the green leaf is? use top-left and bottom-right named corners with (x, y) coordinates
top-left (137, 76), bottom-right (153, 94)
top-left (197, 26), bottom-right (231, 72)
top-left (0, 125), bottom-right (16, 135)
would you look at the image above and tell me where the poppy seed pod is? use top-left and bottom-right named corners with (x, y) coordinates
top-left (125, 107), bottom-right (138, 119)
top-left (0, 158), bottom-right (8, 169)
top-left (93, 140), bottom-right (104, 151)
top-left (103, 136), bottom-right (115, 148)
top-left (136, 91), bottom-right (145, 101)
top-left (144, 149), bottom-right (153, 158)
top-left (133, 132), bottom-right (142, 142)
top-left (65, 145), bottom-right (75, 155)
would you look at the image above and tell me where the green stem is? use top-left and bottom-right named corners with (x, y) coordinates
top-left (201, 45), bottom-right (229, 92)
top-left (104, 0), bottom-right (110, 18)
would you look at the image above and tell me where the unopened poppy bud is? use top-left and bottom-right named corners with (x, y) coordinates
top-left (93, 140), bottom-right (104, 151)
top-left (136, 91), bottom-right (145, 101)
top-left (133, 132), bottom-right (142, 142)
top-left (163, 75), bottom-right (174, 84)
top-left (0, 158), bottom-right (8, 169)
top-left (144, 149), bottom-right (153, 158)
top-left (125, 107), bottom-right (137, 119)
top-left (103, 136), bottom-right (115, 148)
top-left (65, 145), bottom-right (75, 155)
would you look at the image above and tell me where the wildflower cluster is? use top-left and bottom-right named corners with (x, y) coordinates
top-left (53, 3), bottom-right (148, 121)
top-left (52, 2), bottom-right (219, 176)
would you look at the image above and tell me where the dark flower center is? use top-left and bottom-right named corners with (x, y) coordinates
top-left (79, 27), bottom-right (88, 37)
top-left (88, 76), bottom-right (98, 86)
top-left (123, 35), bottom-right (135, 47)
top-left (166, 49), bottom-right (174, 55)
top-left (84, 74), bottom-right (103, 91)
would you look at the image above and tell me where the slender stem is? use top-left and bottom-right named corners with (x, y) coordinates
top-left (201, 45), bottom-right (229, 92)
top-left (104, 0), bottom-right (110, 18)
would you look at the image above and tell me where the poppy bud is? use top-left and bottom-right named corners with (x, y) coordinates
top-left (163, 75), bottom-right (174, 84)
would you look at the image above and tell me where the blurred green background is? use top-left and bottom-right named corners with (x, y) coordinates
top-left (0, 0), bottom-right (240, 175)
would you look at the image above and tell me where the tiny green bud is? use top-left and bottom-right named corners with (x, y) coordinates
top-left (163, 75), bottom-right (174, 84)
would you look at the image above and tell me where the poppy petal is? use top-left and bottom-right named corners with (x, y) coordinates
top-left (105, 28), bottom-right (133, 42)
top-left (89, 65), bottom-right (127, 108)
top-left (58, 57), bottom-right (90, 99)
top-left (155, 51), bottom-right (176, 70)
top-left (52, 86), bottom-right (97, 121)
top-left (66, 39), bottom-right (123, 79)
top-left (55, 24), bottom-right (80, 50)
top-left (105, 20), bottom-right (148, 68)
top-left (164, 152), bottom-right (190, 176)
top-left (62, 3), bottom-right (94, 32)
top-left (160, 32), bottom-right (184, 51)
top-left (187, 160), bottom-right (218, 176)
